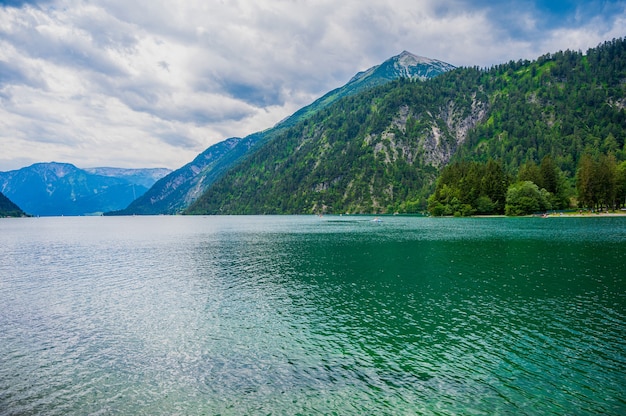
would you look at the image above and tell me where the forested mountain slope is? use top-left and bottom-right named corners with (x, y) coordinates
top-left (0, 192), bottom-right (26, 217)
top-left (112, 52), bottom-right (454, 215)
top-left (107, 137), bottom-right (252, 215)
top-left (186, 73), bottom-right (488, 215)
top-left (186, 38), bottom-right (626, 215)
top-left (455, 39), bottom-right (626, 175)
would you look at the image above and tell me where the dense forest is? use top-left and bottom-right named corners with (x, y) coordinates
top-left (186, 38), bottom-right (626, 216)
top-left (428, 154), bottom-right (626, 216)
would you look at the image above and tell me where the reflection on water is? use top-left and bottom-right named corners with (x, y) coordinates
top-left (1, 216), bottom-right (625, 414)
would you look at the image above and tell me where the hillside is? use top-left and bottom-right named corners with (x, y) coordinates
top-left (186, 38), bottom-right (626, 215)
top-left (0, 163), bottom-right (170, 216)
top-left (0, 192), bottom-right (26, 217)
top-left (114, 51), bottom-right (455, 215)
top-left (107, 137), bottom-right (254, 215)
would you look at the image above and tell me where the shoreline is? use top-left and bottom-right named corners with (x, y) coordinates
top-left (545, 211), bottom-right (626, 217)
top-left (471, 211), bottom-right (626, 218)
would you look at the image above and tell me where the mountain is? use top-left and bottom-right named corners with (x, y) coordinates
top-left (84, 167), bottom-right (171, 188)
top-left (279, 51), bottom-right (456, 128)
top-left (113, 51), bottom-right (455, 215)
top-left (107, 137), bottom-right (256, 215)
top-left (0, 163), bottom-right (170, 216)
top-left (185, 38), bottom-right (626, 215)
top-left (0, 192), bottom-right (26, 217)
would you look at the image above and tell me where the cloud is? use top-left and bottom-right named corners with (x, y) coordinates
top-left (0, 59), bottom-right (46, 88)
top-left (0, 0), bottom-right (624, 171)
top-left (0, 0), bottom-right (52, 7)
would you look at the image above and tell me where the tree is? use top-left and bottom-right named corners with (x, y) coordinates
top-left (427, 160), bottom-right (509, 216)
top-left (596, 154), bottom-right (617, 210)
top-left (505, 181), bottom-right (552, 216)
top-left (576, 153), bottom-right (618, 210)
top-left (539, 155), bottom-right (559, 194)
top-left (576, 153), bottom-right (596, 209)
top-left (475, 195), bottom-right (496, 214)
top-left (518, 161), bottom-right (542, 187)
top-left (480, 159), bottom-right (509, 212)
top-left (602, 133), bottom-right (620, 154)
top-left (617, 161), bottom-right (626, 209)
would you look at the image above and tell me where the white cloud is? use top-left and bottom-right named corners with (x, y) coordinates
top-left (0, 0), bottom-right (624, 171)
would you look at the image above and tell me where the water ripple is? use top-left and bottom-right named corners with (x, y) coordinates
top-left (1, 216), bottom-right (625, 414)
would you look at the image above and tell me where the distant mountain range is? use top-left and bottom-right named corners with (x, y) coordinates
top-left (0, 163), bottom-right (170, 216)
top-left (109, 51), bottom-right (455, 215)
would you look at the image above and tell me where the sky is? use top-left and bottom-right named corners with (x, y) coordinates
top-left (0, 0), bottom-right (625, 171)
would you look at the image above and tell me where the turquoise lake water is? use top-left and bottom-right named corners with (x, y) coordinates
top-left (0, 215), bottom-right (625, 415)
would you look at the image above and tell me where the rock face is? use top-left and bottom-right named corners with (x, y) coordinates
top-left (119, 51), bottom-right (455, 215)
top-left (0, 163), bottom-right (170, 216)
top-left (416, 95), bottom-right (489, 168)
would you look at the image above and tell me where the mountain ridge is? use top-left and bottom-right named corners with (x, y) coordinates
top-left (184, 38), bottom-right (626, 215)
top-left (280, 51), bottom-right (455, 128)
top-left (112, 51), bottom-right (455, 215)
top-left (349, 51), bottom-right (455, 82)
top-left (0, 162), bottom-right (171, 216)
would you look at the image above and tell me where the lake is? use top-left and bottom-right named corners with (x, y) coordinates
top-left (1, 215), bottom-right (625, 415)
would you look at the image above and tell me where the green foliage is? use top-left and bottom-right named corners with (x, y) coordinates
top-left (456, 38), bottom-right (626, 174)
top-left (505, 181), bottom-right (552, 216)
top-left (0, 192), bottom-right (26, 217)
top-left (617, 161), bottom-right (626, 208)
top-left (427, 160), bottom-right (509, 216)
top-left (517, 155), bottom-right (570, 209)
top-left (475, 196), bottom-right (496, 213)
top-left (576, 152), bottom-right (621, 209)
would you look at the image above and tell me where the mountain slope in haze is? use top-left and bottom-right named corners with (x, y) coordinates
top-left (0, 163), bottom-right (170, 216)
top-left (185, 38), bottom-right (626, 215)
top-left (107, 137), bottom-right (256, 215)
top-left (115, 51), bottom-right (455, 215)
top-left (0, 192), bottom-right (26, 217)
top-left (84, 167), bottom-right (171, 188)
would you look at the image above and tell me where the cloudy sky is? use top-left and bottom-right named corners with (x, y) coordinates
top-left (0, 0), bottom-right (624, 171)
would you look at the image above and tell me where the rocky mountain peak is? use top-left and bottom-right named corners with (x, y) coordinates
top-left (383, 50), bottom-right (457, 80)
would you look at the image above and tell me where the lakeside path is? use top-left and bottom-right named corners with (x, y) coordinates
top-left (545, 211), bottom-right (626, 217)
top-left (470, 212), bottom-right (626, 218)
